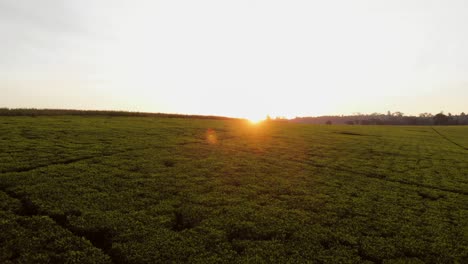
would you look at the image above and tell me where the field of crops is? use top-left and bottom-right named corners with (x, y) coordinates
top-left (0, 116), bottom-right (467, 263)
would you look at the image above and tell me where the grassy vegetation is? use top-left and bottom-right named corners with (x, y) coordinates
top-left (0, 116), bottom-right (467, 263)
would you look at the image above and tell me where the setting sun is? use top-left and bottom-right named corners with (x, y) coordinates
top-left (247, 118), bottom-right (263, 125)
top-left (246, 114), bottom-right (267, 124)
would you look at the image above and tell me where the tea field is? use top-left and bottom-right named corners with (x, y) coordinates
top-left (0, 116), bottom-right (467, 263)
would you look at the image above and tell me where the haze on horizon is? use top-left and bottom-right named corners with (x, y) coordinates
top-left (1, 0), bottom-right (467, 120)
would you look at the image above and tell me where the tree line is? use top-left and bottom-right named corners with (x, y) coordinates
top-left (1, 108), bottom-right (466, 125)
top-left (292, 111), bottom-right (468, 125)
top-left (0, 108), bottom-right (235, 120)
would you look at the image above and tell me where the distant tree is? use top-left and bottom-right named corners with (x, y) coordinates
top-left (433, 113), bottom-right (449, 125)
top-left (274, 116), bottom-right (288, 122)
top-left (407, 117), bottom-right (418, 125)
top-left (361, 120), bottom-right (371, 125)
top-left (325, 120), bottom-right (332, 125)
top-left (374, 119), bottom-right (384, 125)
top-left (459, 112), bottom-right (468, 125)
top-left (289, 111), bottom-right (467, 126)
top-left (419, 113), bottom-right (433, 118)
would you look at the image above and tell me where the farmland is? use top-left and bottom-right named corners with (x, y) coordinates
top-left (0, 116), bottom-right (467, 263)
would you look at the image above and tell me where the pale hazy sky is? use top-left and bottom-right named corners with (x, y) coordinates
top-left (1, 0), bottom-right (467, 119)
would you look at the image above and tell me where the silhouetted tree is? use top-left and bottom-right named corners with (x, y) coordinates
top-left (419, 113), bottom-right (432, 118)
top-left (433, 113), bottom-right (449, 125)
top-left (407, 117), bottom-right (418, 125)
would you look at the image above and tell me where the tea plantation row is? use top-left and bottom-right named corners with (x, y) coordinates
top-left (0, 116), bottom-right (466, 263)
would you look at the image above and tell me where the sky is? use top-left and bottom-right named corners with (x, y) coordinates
top-left (1, 0), bottom-right (467, 120)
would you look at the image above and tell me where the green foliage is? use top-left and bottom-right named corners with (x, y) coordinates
top-left (0, 116), bottom-right (467, 263)
top-left (0, 192), bottom-right (110, 263)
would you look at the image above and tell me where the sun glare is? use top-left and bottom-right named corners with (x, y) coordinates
top-left (247, 116), bottom-right (266, 124)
